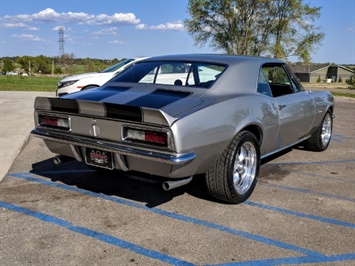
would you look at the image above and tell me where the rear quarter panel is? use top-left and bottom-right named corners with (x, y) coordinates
top-left (309, 90), bottom-right (335, 127)
top-left (170, 93), bottom-right (280, 174)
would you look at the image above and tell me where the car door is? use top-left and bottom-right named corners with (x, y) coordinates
top-left (262, 64), bottom-right (316, 148)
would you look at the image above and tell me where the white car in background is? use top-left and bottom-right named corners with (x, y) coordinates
top-left (56, 58), bottom-right (146, 96)
top-left (6, 71), bottom-right (18, 75)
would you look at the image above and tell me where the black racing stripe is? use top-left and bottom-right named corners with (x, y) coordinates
top-left (64, 86), bottom-right (131, 101)
top-left (127, 89), bottom-right (192, 109)
top-left (49, 96), bottom-right (142, 122)
top-left (104, 103), bottom-right (142, 122)
top-left (49, 98), bottom-right (79, 113)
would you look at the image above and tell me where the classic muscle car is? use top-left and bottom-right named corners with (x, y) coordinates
top-left (31, 54), bottom-right (334, 203)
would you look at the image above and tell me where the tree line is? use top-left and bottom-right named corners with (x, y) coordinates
top-left (0, 54), bottom-right (124, 75)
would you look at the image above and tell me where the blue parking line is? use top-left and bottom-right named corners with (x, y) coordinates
top-left (331, 134), bottom-right (342, 143)
top-left (0, 201), bottom-right (193, 266)
top-left (261, 183), bottom-right (355, 202)
top-left (8, 172), bottom-right (327, 258)
top-left (332, 134), bottom-right (355, 142)
top-left (211, 253), bottom-right (355, 265)
top-left (245, 201), bottom-right (355, 229)
top-left (286, 169), bottom-right (355, 184)
top-left (269, 159), bottom-right (355, 166)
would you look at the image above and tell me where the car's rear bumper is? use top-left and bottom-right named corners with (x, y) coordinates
top-left (31, 129), bottom-right (196, 177)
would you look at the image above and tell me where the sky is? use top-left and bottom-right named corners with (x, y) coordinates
top-left (0, 0), bottom-right (354, 64)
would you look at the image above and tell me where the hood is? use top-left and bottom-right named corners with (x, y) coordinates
top-left (34, 83), bottom-right (206, 126)
top-left (60, 72), bottom-right (112, 82)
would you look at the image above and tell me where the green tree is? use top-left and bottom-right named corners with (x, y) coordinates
top-left (17, 56), bottom-right (33, 74)
top-left (54, 66), bottom-right (63, 75)
top-left (2, 59), bottom-right (15, 72)
top-left (33, 55), bottom-right (51, 74)
top-left (346, 74), bottom-right (355, 90)
top-left (272, 0), bottom-right (324, 62)
top-left (61, 53), bottom-right (76, 66)
top-left (185, 0), bottom-right (324, 62)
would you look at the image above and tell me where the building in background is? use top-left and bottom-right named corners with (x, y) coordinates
top-left (291, 64), bottom-right (355, 83)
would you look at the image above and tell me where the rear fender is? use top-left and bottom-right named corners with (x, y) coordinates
top-left (309, 91), bottom-right (335, 126)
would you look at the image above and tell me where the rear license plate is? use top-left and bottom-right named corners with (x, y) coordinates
top-left (85, 148), bottom-right (113, 169)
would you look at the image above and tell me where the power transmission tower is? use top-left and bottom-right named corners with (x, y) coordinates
top-left (58, 27), bottom-right (64, 65)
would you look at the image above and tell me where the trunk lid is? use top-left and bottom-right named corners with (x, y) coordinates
top-left (34, 83), bottom-right (206, 126)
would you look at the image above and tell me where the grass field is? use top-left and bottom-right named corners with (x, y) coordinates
top-left (331, 92), bottom-right (355, 98)
top-left (0, 75), bottom-right (354, 98)
top-left (0, 75), bottom-right (60, 92)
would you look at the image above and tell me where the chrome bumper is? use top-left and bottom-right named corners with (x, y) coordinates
top-left (31, 129), bottom-right (196, 165)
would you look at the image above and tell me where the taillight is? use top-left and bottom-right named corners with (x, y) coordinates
top-left (125, 128), bottom-right (168, 147)
top-left (39, 115), bottom-right (70, 130)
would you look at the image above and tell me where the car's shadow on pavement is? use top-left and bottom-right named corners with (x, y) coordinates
top-left (30, 157), bottom-right (213, 208)
top-left (30, 148), bottom-right (295, 207)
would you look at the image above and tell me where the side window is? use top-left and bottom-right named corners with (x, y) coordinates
top-left (257, 69), bottom-right (272, 97)
top-left (197, 64), bottom-right (225, 88)
top-left (262, 64), bottom-right (294, 97)
top-left (290, 78), bottom-right (301, 92)
top-left (284, 64), bottom-right (304, 92)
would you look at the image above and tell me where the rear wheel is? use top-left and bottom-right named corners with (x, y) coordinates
top-left (305, 110), bottom-right (333, 151)
top-left (206, 131), bottom-right (260, 203)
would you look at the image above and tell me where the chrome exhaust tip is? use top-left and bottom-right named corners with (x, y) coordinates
top-left (53, 155), bottom-right (73, 165)
top-left (162, 176), bottom-right (193, 191)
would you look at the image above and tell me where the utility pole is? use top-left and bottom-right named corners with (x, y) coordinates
top-left (58, 27), bottom-right (64, 65)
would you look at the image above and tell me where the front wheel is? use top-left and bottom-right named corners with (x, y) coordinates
top-left (206, 131), bottom-right (260, 204)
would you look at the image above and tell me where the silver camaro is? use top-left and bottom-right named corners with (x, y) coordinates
top-left (32, 54), bottom-right (334, 203)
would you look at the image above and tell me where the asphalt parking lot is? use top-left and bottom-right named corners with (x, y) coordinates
top-left (0, 97), bottom-right (354, 265)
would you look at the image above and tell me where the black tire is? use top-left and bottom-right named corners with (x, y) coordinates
top-left (206, 131), bottom-right (260, 204)
top-left (304, 110), bottom-right (333, 151)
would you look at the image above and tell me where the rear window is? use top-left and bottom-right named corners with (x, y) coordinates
top-left (112, 61), bottom-right (226, 88)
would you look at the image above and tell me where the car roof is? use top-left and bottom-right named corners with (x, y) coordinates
top-left (141, 54), bottom-right (285, 66)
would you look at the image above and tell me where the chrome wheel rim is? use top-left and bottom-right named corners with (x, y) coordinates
top-left (233, 141), bottom-right (257, 194)
top-left (321, 113), bottom-right (332, 147)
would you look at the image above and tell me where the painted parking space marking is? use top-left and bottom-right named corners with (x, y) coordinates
top-left (280, 169), bottom-right (355, 184)
top-left (261, 182), bottom-right (355, 202)
top-left (210, 253), bottom-right (355, 266)
top-left (4, 172), bottom-right (355, 265)
top-left (268, 159), bottom-right (355, 166)
top-left (245, 201), bottom-right (355, 229)
top-left (332, 134), bottom-right (355, 142)
top-left (10, 171), bottom-right (355, 264)
top-left (0, 201), bottom-right (193, 266)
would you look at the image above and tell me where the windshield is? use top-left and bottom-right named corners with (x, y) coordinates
top-left (101, 59), bottom-right (135, 73)
top-left (111, 61), bottom-right (226, 89)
